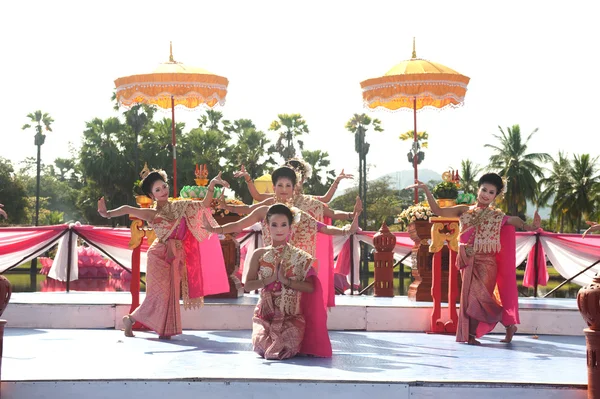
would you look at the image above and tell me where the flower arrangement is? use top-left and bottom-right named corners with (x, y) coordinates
top-left (397, 203), bottom-right (435, 229)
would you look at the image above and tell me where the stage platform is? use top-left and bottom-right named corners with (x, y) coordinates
top-left (0, 328), bottom-right (587, 398)
top-left (2, 292), bottom-right (588, 336)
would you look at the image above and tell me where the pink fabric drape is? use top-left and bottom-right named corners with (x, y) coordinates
top-left (0, 224), bottom-right (67, 255)
top-left (523, 232), bottom-right (549, 288)
top-left (316, 216), bottom-right (335, 308)
top-left (299, 270), bottom-right (332, 358)
top-left (475, 224), bottom-right (520, 337)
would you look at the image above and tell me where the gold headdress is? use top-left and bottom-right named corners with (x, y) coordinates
top-left (139, 162), bottom-right (168, 182)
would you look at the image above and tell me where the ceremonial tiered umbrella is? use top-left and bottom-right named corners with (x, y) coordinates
top-left (114, 42), bottom-right (229, 194)
top-left (360, 39), bottom-right (470, 203)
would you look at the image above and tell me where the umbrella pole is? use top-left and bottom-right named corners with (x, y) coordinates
top-left (413, 97), bottom-right (419, 204)
top-left (171, 95), bottom-right (177, 196)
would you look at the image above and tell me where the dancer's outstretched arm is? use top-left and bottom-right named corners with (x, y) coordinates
top-left (315, 169), bottom-right (353, 203)
top-left (583, 221), bottom-right (600, 238)
top-left (203, 205), bottom-right (268, 234)
top-left (319, 196), bottom-right (362, 236)
top-left (218, 194), bottom-right (274, 216)
top-left (98, 197), bottom-right (156, 222)
top-left (0, 203), bottom-right (7, 219)
top-left (201, 172), bottom-right (230, 207)
top-left (405, 180), bottom-right (468, 218)
top-left (506, 211), bottom-right (541, 231)
top-left (234, 165), bottom-right (271, 202)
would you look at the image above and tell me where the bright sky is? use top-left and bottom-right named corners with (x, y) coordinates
top-left (2, 1), bottom-right (598, 195)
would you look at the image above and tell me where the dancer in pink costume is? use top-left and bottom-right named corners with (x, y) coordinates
top-left (245, 204), bottom-right (332, 360)
top-left (97, 168), bottom-right (229, 339)
top-left (408, 173), bottom-right (540, 345)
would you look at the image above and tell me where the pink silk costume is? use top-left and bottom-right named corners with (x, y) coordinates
top-left (261, 195), bottom-right (335, 308)
top-left (293, 195), bottom-right (336, 308)
top-left (456, 207), bottom-right (520, 342)
top-left (252, 243), bottom-right (332, 360)
top-left (131, 200), bottom-right (229, 337)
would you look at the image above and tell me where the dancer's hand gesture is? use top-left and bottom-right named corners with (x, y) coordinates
top-left (233, 165), bottom-right (250, 180)
top-left (405, 179), bottom-right (428, 191)
top-left (97, 197), bottom-right (109, 218)
top-left (0, 204), bottom-right (6, 219)
top-left (583, 221), bottom-right (600, 238)
top-left (336, 169), bottom-right (354, 182)
top-left (210, 171), bottom-right (230, 189)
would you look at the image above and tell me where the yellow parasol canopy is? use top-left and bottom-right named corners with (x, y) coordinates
top-left (114, 43), bottom-right (228, 110)
top-left (360, 38), bottom-right (470, 203)
top-left (360, 41), bottom-right (469, 112)
top-left (114, 42), bottom-right (229, 195)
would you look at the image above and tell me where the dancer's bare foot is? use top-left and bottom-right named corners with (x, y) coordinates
top-left (122, 315), bottom-right (135, 337)
top-left (501, 325), bottom-right (517, 343)
top-left (468, 335), bottom-right (481, 346)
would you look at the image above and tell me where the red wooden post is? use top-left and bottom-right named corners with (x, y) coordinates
top-left (373, 222), bottom-right (395, 297)
top-left (446, 249), bottom-right (459, 332)
top-left (130, 244), bottom-right (141, 314)
top-left (429, 217), bottom-right (460, 334)
top-left (430, 251), bottom-right (443, 332)
top-left (129, 217), bottom-right (154, 331)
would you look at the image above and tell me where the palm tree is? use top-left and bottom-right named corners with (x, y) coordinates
top-left (268, 113), bottom-right (309, 162)
top-left (460, 159), bottom-right (481, 194)
top-left (345, 113), bottom-right (383, 287)
top-left (538, 151), bottom-right (572, 232)
top-left (344, 113), bottom-right (383, 228)
top-left (300, 149), bottom-right (336, 195)
top-left (485, 124), bottom-right (551, 217)
top-left (22, 110), bottom-right (54, 226)
top-left (198, 109), bottom-right (231, 132)
top-left (554, 154), bottom-right (599, 233)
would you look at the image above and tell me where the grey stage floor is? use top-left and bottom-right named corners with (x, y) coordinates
top-left (2, 328), bottom-right (586, 386)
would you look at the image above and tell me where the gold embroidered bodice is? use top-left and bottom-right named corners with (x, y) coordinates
top-left (257, 243), bottom-right (313, 315)
top-left (459, 206), bottom-right (505, 253)
top-left (150, 200), bottom-right (217, 244)
top-left (293, 194), bottom-right (325, 222)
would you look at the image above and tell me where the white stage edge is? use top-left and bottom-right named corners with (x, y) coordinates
top-left (3, 292), bottom-right (587, 336)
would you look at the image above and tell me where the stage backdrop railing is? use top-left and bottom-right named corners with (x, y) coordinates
top-left (2, 224), bottom-right (600, 291)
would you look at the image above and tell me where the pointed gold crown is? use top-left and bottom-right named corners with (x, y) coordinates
top-left (139, 162), bottom-right (151, 180)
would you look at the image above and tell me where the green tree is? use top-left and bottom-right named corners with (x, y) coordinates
top-left (22, 110), bottom-right (54, 225)
top-left (485, 124), bottom-right (550, 218)
top-left (553, 154), bottom-right (599, 233)
top-left (300, 149), bottom-right (335, 196)
top-left (123, 104), bottom-right (156, 177)
top-left (538, 151), bottom-right (572, 232)
top-left (330, 177), bottom-right (402, 230)
top-left (269, 113), bottom-right (309, 162)
top-left (0, 157), bottom-right (29, 224)
top-left (79, 116), bottom-right (132, 224)
top-left (224, 119), bottom-right (276, 204)
top-left (460, 159), bottom-right (481, 194)
top-left (197, 109), bottom-right (231, 132)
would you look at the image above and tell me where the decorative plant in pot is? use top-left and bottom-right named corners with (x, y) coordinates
top-left (432, 181), bottom-right (459, 207)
